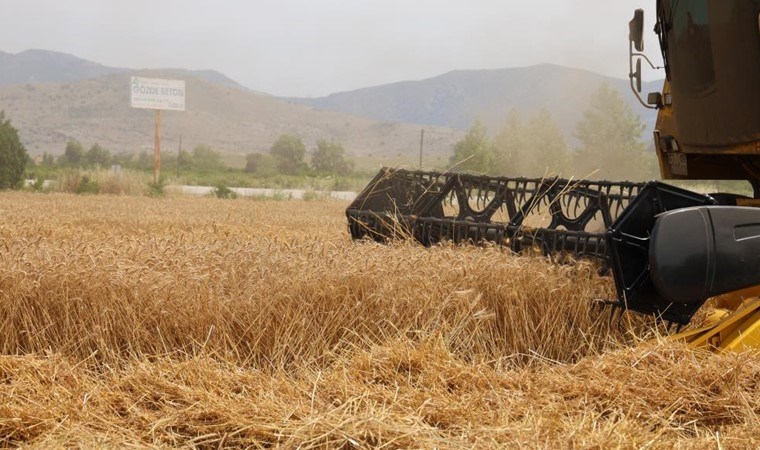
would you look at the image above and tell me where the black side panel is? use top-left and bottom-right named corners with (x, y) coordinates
top-left (650, 206), bottom-right (760, 306)
top-left (606, 182), bottom-right (716, 324)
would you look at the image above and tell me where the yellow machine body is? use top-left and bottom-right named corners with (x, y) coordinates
top-left (671, 297), bottom-right (760, 351)
top-left (647, 1), bottom-right (760, 193)
top-left (639, 1), bottom-right (760, 351)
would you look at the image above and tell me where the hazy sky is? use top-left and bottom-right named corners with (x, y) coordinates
top-left (1, 1), bottom-right (663, 97)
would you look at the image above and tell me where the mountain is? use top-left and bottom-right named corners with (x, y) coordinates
top-left (0, 49), bottom-right (123, 85)
top-left (0, 49), bottom-right (248, 91)
top-left (1, 49), bottom-right (662, 169)
top-left (0, 72), bottom-right (461, 164)
top-left (290, 64), bottom-right (662, 143)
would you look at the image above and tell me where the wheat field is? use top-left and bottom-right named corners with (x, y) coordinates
top-left (0, 192), bottom-right (758, 448)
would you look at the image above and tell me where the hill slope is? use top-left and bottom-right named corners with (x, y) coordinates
top-left (0, 49), bottom-right (248, 91)
top-left (292, 64), bottom-right (662, 141)
top-left (0, 72), bottom-right (461, 164)
top-left (1, 50), bottom-right (661, 168)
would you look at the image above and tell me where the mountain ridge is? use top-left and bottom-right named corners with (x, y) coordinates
top-left (0, 49), bottom-right (248, 92)
top-left (0, 71), bottom-right (461, 165)
top-left (1, 48), bottom-right (663, 168)
top-left (289, 63), bottom-right (662, 141)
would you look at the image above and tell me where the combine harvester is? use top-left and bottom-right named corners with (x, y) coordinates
top-left (347, 1), bottom-right (760, 351)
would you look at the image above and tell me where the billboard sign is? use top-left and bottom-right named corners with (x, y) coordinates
top-left (130, 77), bottom-right (186, 111)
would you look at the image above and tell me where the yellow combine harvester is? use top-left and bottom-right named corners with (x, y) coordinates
top-left (631, 1), bottom-right (760, 349)
top-left (347, 0), bottom-right (760, 351)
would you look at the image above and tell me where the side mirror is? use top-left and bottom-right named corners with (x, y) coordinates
top-left (629, 9), bottom-right (644, 52)
top-left (627, 9), bottom-right (658, 109)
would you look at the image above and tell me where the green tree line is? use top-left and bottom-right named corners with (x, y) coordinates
top-left (245, 136), bottom-right (354, 177)
top-left (31, 135), bottom-right (356, 179)
top-left (0, 84), bottom-right (655, 192)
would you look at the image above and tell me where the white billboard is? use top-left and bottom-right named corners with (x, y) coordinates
top-left (130, 77), bottom-right (186, 111)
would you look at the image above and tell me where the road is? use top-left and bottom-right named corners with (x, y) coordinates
top-left (169, 185), bottom-right (357, 201)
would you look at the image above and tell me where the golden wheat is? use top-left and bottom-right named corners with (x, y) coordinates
top-left (0, 192), bottom-right (757, 448)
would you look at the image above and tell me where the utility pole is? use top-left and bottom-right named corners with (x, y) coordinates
top-left (154, 109), bottom-right (161, 185)
top-left (177, 135), bottom-right (182, 179)
top-left (419, 128), bottom-right (425, 169)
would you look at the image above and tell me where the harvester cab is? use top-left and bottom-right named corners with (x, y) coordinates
top-left (347, 0), bottom-right (760, 351)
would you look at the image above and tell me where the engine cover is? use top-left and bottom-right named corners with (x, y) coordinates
top-left (650, 206), bottom-right (760, 306)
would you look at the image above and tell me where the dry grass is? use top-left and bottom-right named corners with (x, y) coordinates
top-left (0, 192), bottom-right (758, 448)
top-left (53, 168), bottom-right (152, 195)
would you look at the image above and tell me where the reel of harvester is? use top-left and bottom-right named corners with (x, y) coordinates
top-left (347, 167), bottom-right (718, 326)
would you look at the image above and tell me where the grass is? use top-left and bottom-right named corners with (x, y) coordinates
top-left (29, 166), bottom-right (374, 194)
top-left (45, 168), bottom-right (153, 195)
top-left (0, 192), bottom-right (758, 448)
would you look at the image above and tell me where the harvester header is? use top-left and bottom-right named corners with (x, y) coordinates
top-left (347, 167), bottom-right (724, 325)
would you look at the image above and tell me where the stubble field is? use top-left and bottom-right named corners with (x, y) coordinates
top-left (0, 192), bottom-right (758, 448)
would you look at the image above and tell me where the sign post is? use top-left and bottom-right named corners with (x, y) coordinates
top-left (130, 77), bottom-right (186, 184)
top-left (154, 110), bottom-right (161, 184)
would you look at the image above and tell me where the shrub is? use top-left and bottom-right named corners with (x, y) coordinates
top-left (56, 169), bottom-right (150, 195)
top-left (311, 140), bottom-right (354, 176)
top-left (212, 183), bottom-right (237, 199)
top-left (302, 189), bottom-right (327, 202)
top-left (146, 180), bottom-right (165, 197)
top-left (76, 176), bottom-right (100, 194)
top-left (30, 177), bottom-right (46, 192)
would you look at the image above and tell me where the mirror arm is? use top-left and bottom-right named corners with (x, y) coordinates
top-left (631, 52), bottom-right (663, 70)
top-left (629, 77), bottom-right (658, 110)
top-left (628, 41), bottom-right (658, 110)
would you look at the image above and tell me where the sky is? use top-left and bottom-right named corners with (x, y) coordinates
top-left (1, 1), bottom-right (664, 97)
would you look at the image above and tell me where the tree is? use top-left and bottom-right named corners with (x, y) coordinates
top-left (61, 139), bottom-right (84, 167)
top-left (450, 120), bottom-right (495, 173)
top-left (492, 109), bottom-right (527, 176)
top-left (85, 143), bottom-right (112, 168)
top-left (177, 149), bottom-right (194, 172)
top-left (574, 83), bottom-right (649, 180)
top-left (137, 151), bottom-right (153, 170)
top-left (311, 140), bottom-right (354, 176)
top-left (245, 153), bottom-right (278, 177)
top-left (492, 108), bottom-right (570, 178)
top-left (0, 111), bottom-right (28, 189)
top-left (112, 151), bottom-right (136, 169)
top-left (270, 134), bottom-right (307, 175)
top-left (191, 145), bottom-right (224, 171)
top-left (41, 152), bottom-right (56, 167)
top-left (524, 108), bottom-right (570, 177)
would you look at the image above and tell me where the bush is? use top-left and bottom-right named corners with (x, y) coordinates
top-left (191, 145), bottom-right (225, 172)
top-left (311, 140), bottom-right (354, 176)
top-left (270, 134), bottom-right (307, 175)
top-left (75, 176), bottom-right (100, 195)
top-left (55, 169), bottom-right (150, 195)
top-left (97, 171), bottom-right (149, 195)
top-left (30, 177), bottom-right (46, 192)
top-left (245, 153), bottom-right (278, 177)
top-left (302, 189), bottom-right (331, 201)
top-left (212, 183), bottom-right (237, 199)
top-left (146, 180), bottom-right (165, 197)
